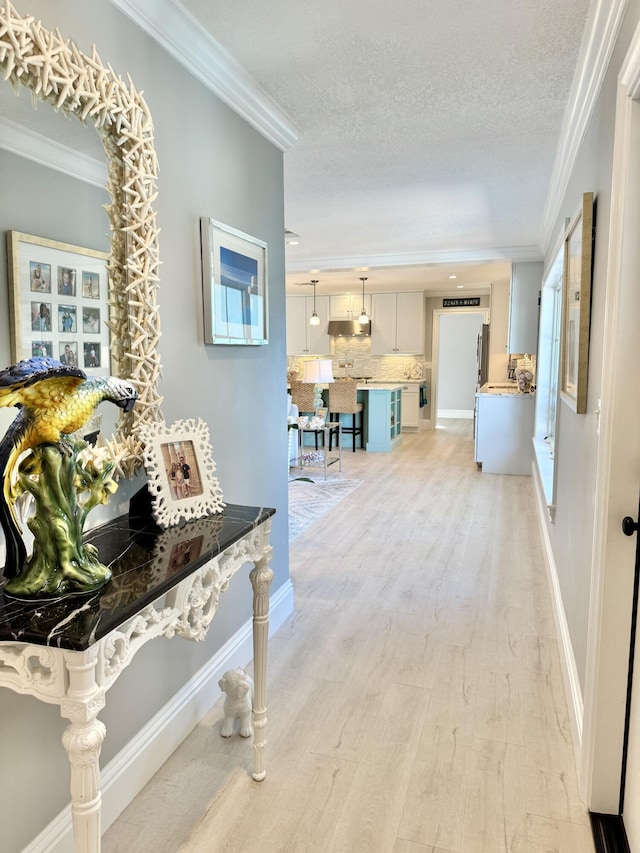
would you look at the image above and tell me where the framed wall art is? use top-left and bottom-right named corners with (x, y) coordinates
top-left (139, 417), bottom-right (225, 528)
top-left (200, 217), bottom-right (268, 346)
top-left (7, 231), bottom-right (111, 375)
top-left (560, 192), bottom-right (594, 413)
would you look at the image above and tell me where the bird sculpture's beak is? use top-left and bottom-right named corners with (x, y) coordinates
top-left (121, 397), bottom-right (137, 413)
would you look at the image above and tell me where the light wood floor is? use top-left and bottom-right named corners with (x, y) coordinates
top-left (104, 420), bottom-right (594, 853)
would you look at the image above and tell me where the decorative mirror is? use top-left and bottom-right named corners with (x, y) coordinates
top-left (0, 2), bottom-right (163, 477)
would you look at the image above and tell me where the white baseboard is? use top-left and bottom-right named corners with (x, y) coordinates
top-left (24, 580), bottom-right (295, 853)
top-left (437, 409), bottom-right (474, 419)
top-left (532, 463), bottom-right (584, 772)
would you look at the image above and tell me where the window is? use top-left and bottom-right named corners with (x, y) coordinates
top-left (533, 244), bottom-right (563, 513)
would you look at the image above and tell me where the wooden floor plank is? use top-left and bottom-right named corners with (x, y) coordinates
top-left (103, 421), bottom-right (594, 853)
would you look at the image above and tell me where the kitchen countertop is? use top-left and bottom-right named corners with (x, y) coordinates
top-left (290, 380), bottom-right (417, 391)
top-left (356, 383), bottom-right (404, 390)
top-left (366, 379), bottom-right (425, 385)
top-left (477, 382), bottom-right (534, 397)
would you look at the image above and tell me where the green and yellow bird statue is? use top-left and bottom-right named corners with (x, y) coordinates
top-left (0, 356), bottom-right (137, 598)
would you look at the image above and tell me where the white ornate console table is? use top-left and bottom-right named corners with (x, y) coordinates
top-left (0, 501), bottom-right (275, 853)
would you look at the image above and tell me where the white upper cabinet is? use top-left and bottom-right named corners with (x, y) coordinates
top-left (507, 261), bottom-right (543, 354)
top-left (371, 291), bottom-right (424, 354)
top-left (330, 292), bottom-right (372, 319)
top-left (286, 295), bottom-right (331, 355)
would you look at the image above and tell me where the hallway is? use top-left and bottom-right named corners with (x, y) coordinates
top-left (104, 421), bottom-right (594, 852)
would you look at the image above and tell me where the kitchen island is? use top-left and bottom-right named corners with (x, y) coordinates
top-left (356, 383), bottom-right (403, 452)
top-left (475, 383), bottom-right (534, 474)
top-left (366, 379), bottom-right (426, 430)
top-left (294, 381), bottom-right (404, 452)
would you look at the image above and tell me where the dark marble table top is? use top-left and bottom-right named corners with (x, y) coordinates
top-left (0, 502), bottom-right (275, 651)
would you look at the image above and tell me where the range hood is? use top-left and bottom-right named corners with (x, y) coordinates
top-left (327, 320), bottom-right (371, 336)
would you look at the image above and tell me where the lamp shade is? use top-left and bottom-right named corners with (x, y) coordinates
top-left (302, 359), bottom-right (334, 384)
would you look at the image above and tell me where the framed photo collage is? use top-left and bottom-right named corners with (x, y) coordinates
top-left (7, 231), bottom-right (111, 376)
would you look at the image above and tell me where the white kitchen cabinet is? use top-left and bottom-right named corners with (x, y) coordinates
top-left (475, 391), bottom-right (535, 474)
top-left (400, 383), bottom-right (420, 429)
top-left (329, 292), bottom-right (371, 319)
top-left (507, 261), bottom-right (543, 355)
top-left (286, 295), bottom-right (331, 355)
top-left (370, 291), bottom-right (424, 355)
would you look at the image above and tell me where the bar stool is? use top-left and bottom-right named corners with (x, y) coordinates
top-left (289, 379), bottom-right (316, 415)
top-left (290, 379), bottom-right (324, 451)
top-left (328, 379), bottom-right (364, 451)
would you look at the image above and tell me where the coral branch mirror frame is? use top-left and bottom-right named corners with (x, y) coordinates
top-left (0, 1), bottom-right (164, 476)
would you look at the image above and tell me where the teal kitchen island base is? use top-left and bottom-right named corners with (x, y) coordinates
top-left (310, 382), bottom-right (404, 452)
top-left (363, 385), bottom-right (403, 452)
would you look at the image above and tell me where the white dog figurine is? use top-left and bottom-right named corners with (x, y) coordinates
top-left (218, 668), bottom-right (254, 738)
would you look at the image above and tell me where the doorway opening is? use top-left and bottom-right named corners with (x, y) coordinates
top-left (432, 309), bottom-right (488, 426)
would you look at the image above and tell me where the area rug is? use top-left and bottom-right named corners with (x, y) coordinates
top-left (288, 477), bottom-right (362, 542)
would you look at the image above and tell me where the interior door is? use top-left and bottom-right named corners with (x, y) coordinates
top-left (582, 36), bottom-right (640, 845)
top-left (618, 90), bottom-right (640, 853)
top-left (623, 499), bottom-right (640, 849)
top-left (610, 83), bottom-right (640, 849)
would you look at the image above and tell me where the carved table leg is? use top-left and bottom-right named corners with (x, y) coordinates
top-left (249, 539), bottom-right (274, 781)
top-left (61, 649), bottom-right (106, 853)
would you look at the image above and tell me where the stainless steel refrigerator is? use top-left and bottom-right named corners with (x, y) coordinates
top-left (477, 324), bottom-right (490, 388)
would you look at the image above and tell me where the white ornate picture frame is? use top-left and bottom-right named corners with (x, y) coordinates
top-left (139, 418), bottom-right (225, 528)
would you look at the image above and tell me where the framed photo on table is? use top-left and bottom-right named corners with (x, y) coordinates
top-left (7, 231), bottom-right (111, 375)
top-left (200, 217), bottom-right (268, 346)
top-left (139, 418), bottom-right (226, 528)
top-left (560, 193), bottom-right (594, 414)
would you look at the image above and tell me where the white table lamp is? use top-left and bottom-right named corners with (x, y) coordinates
top-left (302, 359), bottom-right (334, 412)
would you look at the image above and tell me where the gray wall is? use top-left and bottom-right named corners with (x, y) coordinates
top-left (437, 312), bottom-right (485, 412)
top-left (540, 0), bottom-right (640, 693)
top-left (424, 294), bottom-right (491, 361)
top-left (0, 3), bottom-right (289, 851)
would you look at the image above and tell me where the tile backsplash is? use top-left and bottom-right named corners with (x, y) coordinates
top-left (288, 337), bottom-right (427, 382)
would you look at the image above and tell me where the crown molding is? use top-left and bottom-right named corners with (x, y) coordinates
top-left (109, 0), bottom-right (299, 152)
top-left (285, 244), bottom-right (542, 274)
top-left (0, 118), bottom-right (107, 187)
top-left (427, 288), bottom-right (492, 298)
top-left (620, 16), bottom-right (640, 97)
top-left (539, 0), bottom-right (629, 254)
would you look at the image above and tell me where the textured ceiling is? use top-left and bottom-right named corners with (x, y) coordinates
top-left (0, 1), bottom-right (592, 297)
top-left (180, 0), bottom-right (591, 294)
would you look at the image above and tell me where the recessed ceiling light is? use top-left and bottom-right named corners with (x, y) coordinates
top-left (287, 240), bottom-right (299, 246)
top-left (449, 274), bottom-right (457, 279)
top-left (457, 285), bottom-right (464, 289)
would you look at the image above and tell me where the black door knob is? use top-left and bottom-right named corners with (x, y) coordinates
top-left (622, 516), bottom-right (639, 537)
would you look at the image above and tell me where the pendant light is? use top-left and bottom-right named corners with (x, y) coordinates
top-left (358, 276), bottom-right (368, 324)
top-left (309, 279), bottom-right (320, 325)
